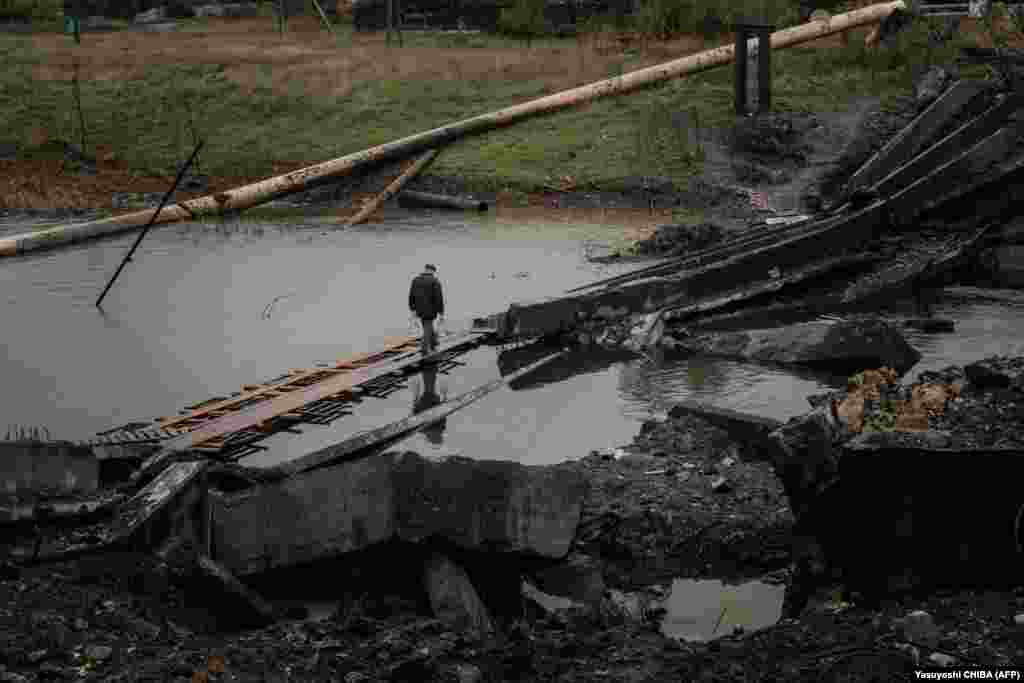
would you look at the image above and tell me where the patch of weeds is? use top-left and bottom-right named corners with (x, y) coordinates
top-left (862, 400), bottom-right (900, 432)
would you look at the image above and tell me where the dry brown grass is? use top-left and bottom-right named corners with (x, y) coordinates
top-left (27, 17), bottom-right (714, 98)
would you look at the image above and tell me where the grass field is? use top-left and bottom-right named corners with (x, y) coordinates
top-left (0, 10), bottom-right (1010, 209)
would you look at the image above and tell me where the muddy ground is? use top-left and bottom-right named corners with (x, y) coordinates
top-left (2, 390), bottom-right (1023, 682)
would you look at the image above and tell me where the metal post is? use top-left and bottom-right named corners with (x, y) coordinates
top-left (95, 141), bottom-right (204, 309)
top-left (735, 21), bottom-right (773, 116)
top-left (757, 26), bottom-right (773, 114)
top-left (734, 24), bottom-right (748, 116)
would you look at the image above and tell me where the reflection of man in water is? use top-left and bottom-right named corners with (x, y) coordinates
top-left (412, 365), bottom-right (447, 445)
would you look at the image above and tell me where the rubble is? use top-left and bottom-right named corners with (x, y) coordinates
top-left (422, 552), bottom-right (495, 636)
top-left (0, 441), bottom-right (98, 498)
top-left (631, 222), bottom-right (725, 258)
top-left (978, 245), bottom-right (1024, 287)
top-left (768, 355), bottom-right (1024, 595)
top-left (668, 317), bottom-right (922, 374)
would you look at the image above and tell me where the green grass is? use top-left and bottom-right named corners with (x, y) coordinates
top-left (0, 14), bottom-right (999, 198)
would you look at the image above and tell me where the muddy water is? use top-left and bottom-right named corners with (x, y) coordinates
top-left (6, 209), bottom-right (1022, 468)
top-left (0, 210), bottom-right (845, 466)
top-left (899, 293), bottom-right (1024, 382)
top-left (659, 578), bottom-right (786, 642)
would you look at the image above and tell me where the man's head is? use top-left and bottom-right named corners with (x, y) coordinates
top-left (424, 264), bottom-right (437, 274)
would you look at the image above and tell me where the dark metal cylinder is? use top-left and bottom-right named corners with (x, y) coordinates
top-left (734, 26), bottom-right (748, 116)
top-left (757, 27), bottom-right (773, 114)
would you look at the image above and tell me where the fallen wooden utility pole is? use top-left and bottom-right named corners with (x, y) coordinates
top-left (398, 190), bottom-right (489, 212)
top-left (0, 0), bottom-right (907, 258)
top-left (344, 149), bottom-right (439, 227)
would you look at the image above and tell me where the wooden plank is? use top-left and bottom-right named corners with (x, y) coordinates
top-left (156, 336), bottom-right (416, 429)
top-left (345, 149), bottom-right (440, 227)
top-left (264, 349), bottom-right (568, 479)
top-left (134, 331), bottom-right (487, 481)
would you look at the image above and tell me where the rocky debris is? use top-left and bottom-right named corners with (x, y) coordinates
top-left (709, 475), bottom-right (732, 493)
top-left (193, 2), bottom-right (259, 18)
top-left (0, 441), bottom-right (99, 499)
top-left (668, 401), bottom-right (783, 460)
top-left (133, 6), bottom-right (167, 22)
top-left (893, 609), bottom-right (941, 648)
top-left (729, 113), bottom-right (816, 185)
top-left (571, 416), bottom-right (794, 589)
top-left (914, 66), bottom-right (954, 107)
top-left (631, 222), bottom-right (724, 257)
top-left (211, 451), bottom-right (587, 576)
top-left (529, 553), bottom-right (605, 607)
top-left (769, 357), bottom-right (1024, 597)
top-left (1, 400), bottom-right (1022, 680)
top-left (621, 311), bottom-right (665, 352)
top-left (669, 317), bottom-right (922, 375)
top-left (978, 245), bottom-right (1024, 287)
top-left (965, 355), bottom-right (1024, 390)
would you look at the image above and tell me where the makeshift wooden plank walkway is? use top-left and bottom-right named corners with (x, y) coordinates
top-left (89, 331), bottom-right (490, 478)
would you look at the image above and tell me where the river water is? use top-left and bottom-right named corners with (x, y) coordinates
top-left (2, 210), bottom-right (1023, 467)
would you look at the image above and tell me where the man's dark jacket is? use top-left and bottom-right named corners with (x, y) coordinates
top-left (409, 272), bottom-right (444, 321)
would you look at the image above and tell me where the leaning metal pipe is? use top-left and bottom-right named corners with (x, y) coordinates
top-left (0, 0), bottom-right (906, 258)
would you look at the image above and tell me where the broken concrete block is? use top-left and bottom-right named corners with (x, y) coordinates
top-left (673, 318), bottom-right (921, 374)
top-left (0, 441), bottom-right (98, 497)
top-left (893, 610), bottom-right (940, 648)
top-left (521, 579), bottom-right (585, 617)
top-left (212, 452), bottom-right (586, 576)
top-left (766, 406), bottom-right (842, 519)
top-left (423, 552), bottom-right (494, 636)
top-left (965, 356), bottom-right (1024, 390)
top-left (133, 6), bottom-right (167, 23)
top-left (709, 476), bottom-right (732, 493)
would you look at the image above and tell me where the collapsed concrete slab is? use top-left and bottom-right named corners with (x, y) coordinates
top-left (670, 317), bottom-right (921, 374)
top-left (965, 356), bottom-right (1024, 389)
top-left (806, 431), bottom-right (1024, 591)
top-left (211, 451), bottom-right (587, 577)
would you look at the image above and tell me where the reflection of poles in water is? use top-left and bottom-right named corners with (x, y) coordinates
top-left (412, 365), bottom-right (447, 445)
top-left (910, 264), bottom-right (935, 317)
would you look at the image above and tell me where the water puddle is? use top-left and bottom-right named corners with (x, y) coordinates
top-left (658, 578), bottom-right (786, 642)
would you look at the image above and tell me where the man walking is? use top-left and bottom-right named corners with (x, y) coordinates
top-left (408, 263), bottom-right (444, 355)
